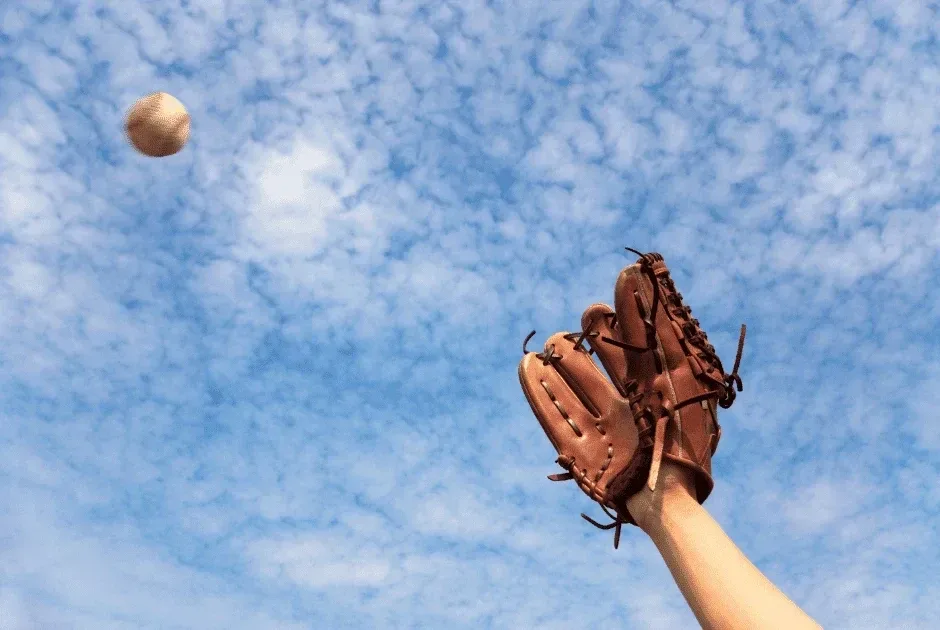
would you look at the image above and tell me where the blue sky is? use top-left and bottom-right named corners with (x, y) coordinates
top-left (1, 0), bottom-right (939, 628)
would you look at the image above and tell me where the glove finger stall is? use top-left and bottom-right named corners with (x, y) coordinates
top-left (580, 303), bottom-right (633, 397)
top-left (518, 332), bottom-right (640, 505)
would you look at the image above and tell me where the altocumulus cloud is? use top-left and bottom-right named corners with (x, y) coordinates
top-left (1, 0), bottom-right (939, 628)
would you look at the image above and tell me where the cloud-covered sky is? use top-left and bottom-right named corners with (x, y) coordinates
top-left (1, 0), bottom-right (938, 628)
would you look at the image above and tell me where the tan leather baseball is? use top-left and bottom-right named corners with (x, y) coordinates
top-left (125, 92), bottom-right (191, 157)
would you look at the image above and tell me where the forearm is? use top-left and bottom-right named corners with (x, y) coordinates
top-left (632, 490), bottom-right (821, 630)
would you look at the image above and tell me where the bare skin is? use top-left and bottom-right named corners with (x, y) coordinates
top-left (625, 462), bottom-right (823, 630)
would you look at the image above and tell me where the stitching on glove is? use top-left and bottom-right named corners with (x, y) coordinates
top-left (553, 360), bottom-right (601, 418)
top-left (539, 380), bottom-right (582, 437)
top-left (597, 444), bottom-right (613, 483)
top-left (564, 329), bottom-right (598, 353)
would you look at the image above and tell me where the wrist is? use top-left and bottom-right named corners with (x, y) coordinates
top-left (624, 461), bottom-right (699, 533)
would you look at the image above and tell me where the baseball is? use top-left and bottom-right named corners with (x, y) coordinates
top-left (125, 92), bottom-right (191, 157)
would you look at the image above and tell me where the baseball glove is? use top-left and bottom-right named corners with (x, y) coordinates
top-left (519, 248), bottom-right (746, 548)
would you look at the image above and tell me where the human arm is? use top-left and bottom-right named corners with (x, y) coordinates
top-left (626, 462), bottom-right (823, 630)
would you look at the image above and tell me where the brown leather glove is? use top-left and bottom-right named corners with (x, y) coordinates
top-left (519, 249), bottom-right (745, 548)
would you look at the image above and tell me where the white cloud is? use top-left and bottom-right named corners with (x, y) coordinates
top-left (1, 0), bottom-right (939, 628)
top-left (782, 479), bottom-right (868, 536)
top-left (537, 41), bottom-right (577, 80)
top-left (248, 536), bottom-right (392, 588)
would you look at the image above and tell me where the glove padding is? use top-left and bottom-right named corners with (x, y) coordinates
top-left (519, 250), bottom-right (745, 548)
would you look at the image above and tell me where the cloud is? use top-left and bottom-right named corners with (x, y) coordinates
top-left (247, 535), bottom-right (392, 588)
top-left (1, 0), bottom-right (938, 628)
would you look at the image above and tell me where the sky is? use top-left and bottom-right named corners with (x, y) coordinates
top-left (0, 0), bottom-right (938, 628)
